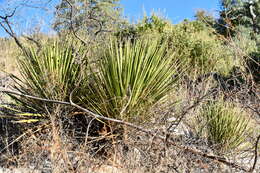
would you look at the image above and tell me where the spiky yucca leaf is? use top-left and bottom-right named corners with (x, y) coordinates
top-left (10, 39), bottom-right (86, 115)
top-left (0, 104), bottom-right (45, 123)
top-left (80, 37), bottom-right (182, 122)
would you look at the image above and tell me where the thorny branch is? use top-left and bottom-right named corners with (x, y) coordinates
top-left (0, 87), bottom-right (258, 171)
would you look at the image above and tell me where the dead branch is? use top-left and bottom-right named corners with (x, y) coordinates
top-left (0, 88), bottom-right (71, 106)
top-left (84, 117), bottom-right (96, 146)
top-left (22, 34), bottom-right (42, 52)
top-left (249, 134), bottom-right (260, 172)
top-left (0, 8), bottom-right (26, 52)
top-left (20, 0), bottom-right (54, 10)
top-left (167, 90), bottom-right (215, 133)
top-left (64, 0), bottom-right (90, 46)
top-left (0, 87), bottom-right (252, 172)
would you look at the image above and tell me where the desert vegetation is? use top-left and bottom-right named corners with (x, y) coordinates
top-left (0, 0), bottom-right (259, 173)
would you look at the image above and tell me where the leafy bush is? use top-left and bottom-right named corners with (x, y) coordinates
top-left (79, 37), bottom-right (181, 122)
top-left (116, 15), bottom-right (234, 78)
top-left (115, 14), bottom-right (172, 40)
top-left (231, 26), bottom-right (258, 55)
top-left (223, 25), bottom-right (260, 85)
top-left (169, 21), bottom-right (233, 77)
top-left (199, 101), bottom-right (252, 153)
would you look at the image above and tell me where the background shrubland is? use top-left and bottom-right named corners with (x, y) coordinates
top-left (0, 0), bottom-right (259, 172)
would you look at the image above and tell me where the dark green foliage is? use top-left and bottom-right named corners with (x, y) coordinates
top-left (217, 0), bottom-right (260, 37)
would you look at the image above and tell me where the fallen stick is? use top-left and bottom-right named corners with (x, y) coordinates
top-left (0, 87), bottom-right (257, 172)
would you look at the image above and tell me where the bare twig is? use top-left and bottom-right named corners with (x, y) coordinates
top-left (0, 88), bottom-right (71, 106)
top-left (0, 8), bottom-right (25, 51)
top-left (0, 87), bottom-right (251, 171)
top-left (84, 117), bottom-right (96, 146)
top-left (0, 8), bottom-right (16, 20)
top-left (64, 0), bottom-right (90, 46)
top-left (22, 34), bottom-right (42, 52)
top-left (0, 123), bottom-right (48, 154)
top-left (167, 90), bottom-right (215, 132)
top-left (249, 134), bottom-right (260, 172)
top-left (20, 0), bottom-right (54, 10)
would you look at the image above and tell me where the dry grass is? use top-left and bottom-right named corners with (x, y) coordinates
top-left (1, 76), bottom-right (259, 172)
top-left (3, 117), bottom-right (256, 173)
top-left (0, 35), bottom-right (259, 173)
top-left (0, 38), bottom-right (21, 77)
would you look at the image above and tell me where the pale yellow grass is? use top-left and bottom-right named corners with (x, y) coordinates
top-left (0, 38), bottom-right (21, 77)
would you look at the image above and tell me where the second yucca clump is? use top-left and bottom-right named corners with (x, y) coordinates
top-left (200, 101), bottom-right (252, 153)
top-left (79, 37), bottom-right (182, 122)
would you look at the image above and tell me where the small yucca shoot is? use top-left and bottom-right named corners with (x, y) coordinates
top-left (201, 101), bottom-right (252, 153)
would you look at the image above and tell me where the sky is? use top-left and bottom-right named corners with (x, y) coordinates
top-left (0, 0), bottom-right (221, 37)
top-left (121, 0), bottom-right (220, 23)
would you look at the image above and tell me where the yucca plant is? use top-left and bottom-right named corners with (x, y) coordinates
top-left (200, 101), bottom-right (252, 153)
top-left (79, 37), bottom-right (182, 122)
top-left (8, 39), bottom-right (86, 116)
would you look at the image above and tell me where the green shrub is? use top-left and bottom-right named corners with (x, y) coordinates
top-left (115, 14), bottom-right (172, 40)
top-left (169, 21), bottom-right (234, 77)
top-left (79, 37), bottom-right (181, 122)
top-left (232, 26), bottom-right (258, 55)
top-left (116, 15), bottom-right (234, 78)
top-left (200, 101), bottom-right (252, 153)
